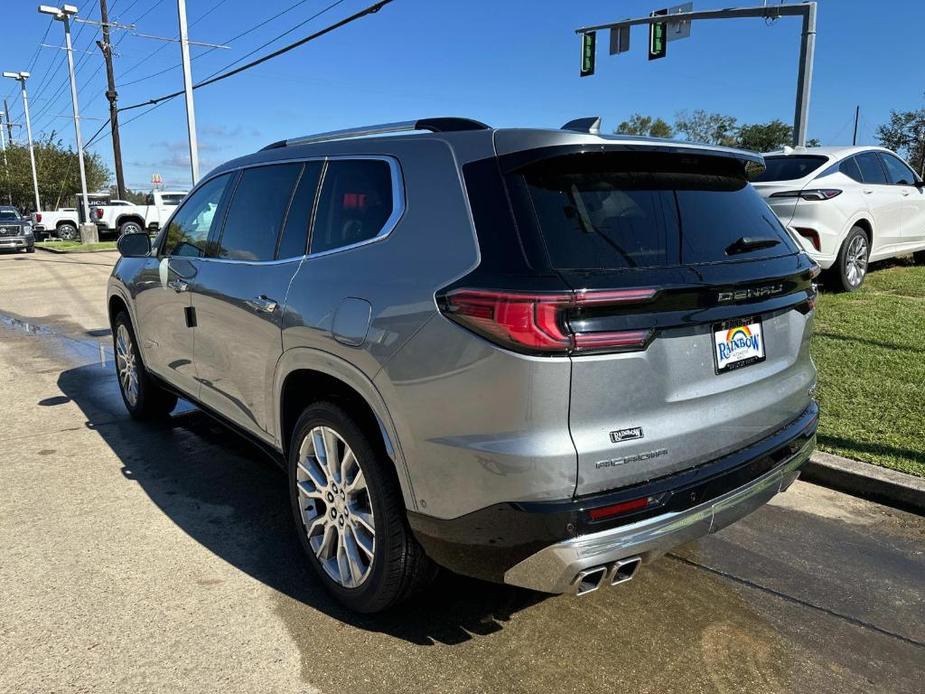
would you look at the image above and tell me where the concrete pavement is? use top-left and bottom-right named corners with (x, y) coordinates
top-left (1, 250), bottom-right (923, 693)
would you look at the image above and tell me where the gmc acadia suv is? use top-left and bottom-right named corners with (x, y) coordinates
top-left (108, 117), bottom-right (819, 613)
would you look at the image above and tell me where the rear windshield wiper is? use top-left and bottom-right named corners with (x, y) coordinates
top-left (725, 236), bottom-right (781, 255)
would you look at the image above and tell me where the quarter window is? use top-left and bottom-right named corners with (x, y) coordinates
top-left (162, 173), bottom-right (232, 257)
top-left (838, 157), bottom-right (864, 183)
top-left (879, 153), bottom-right (918, 185)
top-left (276, 162), bottom-right (323, 259)
top-left (216, 163), bottom-right (302, 261)
top-left (311, 159), bottom-right (394, 254)
top-left (855, 152), bottom-right (888, 185)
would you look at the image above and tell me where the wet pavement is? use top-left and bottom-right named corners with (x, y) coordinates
top-left (1, 250), bottom-right (923, 693)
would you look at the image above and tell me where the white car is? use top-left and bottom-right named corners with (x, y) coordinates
top-left (752, 146), bottom-right (925, 290)
top-left (92, 190), bottom-right (187, 236)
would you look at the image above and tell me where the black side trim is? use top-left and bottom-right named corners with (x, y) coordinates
top-left (414, 117), bottom-right (490, 132)
top-left (409, 403), bottom-right (817, 583)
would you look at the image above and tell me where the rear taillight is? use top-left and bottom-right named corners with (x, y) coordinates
top-left (793, 227), bottom-right (821, 251)
top-left (34, 213), bottom-right (42, 223)
top-left (440, 288), bottom-right (656, 355)
top-left (94, 207), bottom-right (103, 219)
top-left (770, 189), bottom-right (842, 201)
top-left (587, 494), bottom-right (665, 521)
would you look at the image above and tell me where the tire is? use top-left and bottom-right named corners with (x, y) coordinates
top-left (288, 402), bottom-right (435, 613)
top-left (112, 311), bottom-right (177, 419)
top-left (828, 226), bottom-right (870, 292)
top-left (119, 220), bottom-right (144, 236)
top-left (57, 223), bottom-right (78, 241)
top-left (25, 246), bottom-right (35, 253)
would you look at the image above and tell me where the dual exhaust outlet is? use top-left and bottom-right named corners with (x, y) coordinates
top-left (572, 556), bottom-right (642, 596)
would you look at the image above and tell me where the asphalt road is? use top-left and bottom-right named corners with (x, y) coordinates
top-left (1, 250), bottom-right (923, 693)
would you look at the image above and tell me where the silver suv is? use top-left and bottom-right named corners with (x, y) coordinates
top-left (108, 117), bottom-right (819, 613)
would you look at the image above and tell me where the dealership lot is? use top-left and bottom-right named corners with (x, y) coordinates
top-left (0, 251), bottom-right (923, 693)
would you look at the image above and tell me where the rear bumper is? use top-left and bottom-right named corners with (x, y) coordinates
top-left (409, 402), bottom-right (817, 590)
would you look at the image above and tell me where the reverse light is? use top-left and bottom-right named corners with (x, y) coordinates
top-left (440, 288), bottom-right (657, 355)
top-left (770, 189), bottom-right (842, 201)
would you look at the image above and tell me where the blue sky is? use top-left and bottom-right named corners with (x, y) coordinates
top-left (2, 0), bottom-right (923, 192)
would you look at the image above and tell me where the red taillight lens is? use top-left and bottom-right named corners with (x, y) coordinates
top-left (35, 213), bottom-right (42, 223)
top-left (94, 207), bottom-right (103, 219)
top-left (793, 227), bottom-right (821, 251)
top-left (441, 288), bottom-right (656, 355)
top-left (771, 189), bottom-right (842, 201)
top-left (587, 496), bottom-right (652, 521)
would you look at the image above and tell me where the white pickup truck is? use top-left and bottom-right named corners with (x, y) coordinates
top-left (33, 199), bottom-right (135, 240)
top-left (92, 190), bottom-right (187, 236)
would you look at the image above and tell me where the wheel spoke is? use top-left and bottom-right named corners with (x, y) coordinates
top-left (352, 509), bottom-right (375, 535)
top-left (297, 480), bottom-right (326, 501)
top-left (336, 531), bottom-right (351, 585)
top-left (322, 428), bottom-right (340, 483)
top-left (340, 448), bottom-right (357, 489)
top-left (345, 466), bottom-right (366, 495)
top-left (349, 522), bottom-right (374, 558)
top-left (343, 531), bottom-right (366, 585)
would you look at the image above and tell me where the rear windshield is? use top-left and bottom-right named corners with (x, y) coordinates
top-left (509, 152), bottom-right (797, 270)
top-left (751, 155), bottom-right (828, 182)
top-left (160, 193), bottom-right (187, 206)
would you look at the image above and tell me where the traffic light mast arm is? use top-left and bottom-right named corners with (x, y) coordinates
top-left (573, 2), bottom-right (816, 148)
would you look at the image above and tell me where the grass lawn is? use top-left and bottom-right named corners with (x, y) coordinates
top-left (36, 240), bottom-right (117, 253)
top-left (813, 258), bottom-right (925, 477)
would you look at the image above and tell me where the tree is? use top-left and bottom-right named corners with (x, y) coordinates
top-left (674, 109), bottom-right (738, 146)
top-left (736, 119), bottom-right (793, 152)
top-left (615, 113), bottom-right (673, 138)
top-left (0, 134), bottom-right (110, 212)
top-left (877, 104), bottom-right (925, 175)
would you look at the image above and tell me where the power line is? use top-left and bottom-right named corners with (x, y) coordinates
top-left (121, 0), bottom-right (385, 113)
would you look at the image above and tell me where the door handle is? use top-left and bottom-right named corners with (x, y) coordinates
top-left (901, 190), bottom-right (910, 196)
top-left (250, 295), bottom-right (279, 313)
top-left (167, 278), bottom-right (189, 293)
top-left (862, 189), bottom-right (873, 195)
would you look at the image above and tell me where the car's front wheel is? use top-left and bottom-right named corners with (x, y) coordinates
top-left (288, 402), bottom-right (435, 613)
top-left (112, 311), bottom-right (177, 419)
top-left (830, 226), bottom-right (870, 292)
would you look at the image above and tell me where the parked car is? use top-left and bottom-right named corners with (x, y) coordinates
top-left (0, 205), bottom-right (35, 252)
top-left (31, 207), bottom-right (78, 240)
top-left (93, 190), bottom-right (187, 236)
top-left (752, 146), bottom-right (925, 290)
top-left (108, 117), bottom-right (819, 613)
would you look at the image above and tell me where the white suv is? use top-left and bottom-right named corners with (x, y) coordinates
top-left (752, 146), bottom-right (925, 290)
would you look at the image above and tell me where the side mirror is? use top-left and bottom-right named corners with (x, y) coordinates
top-left (117, 232), bottom-right (151, 257)
top-left (915, 180), bottom-right (925, 189)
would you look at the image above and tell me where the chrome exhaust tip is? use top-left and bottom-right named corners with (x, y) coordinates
top-left (610, 556), bottom-right (641, 586)
top-left (573, 566), bottom-right (608, 596)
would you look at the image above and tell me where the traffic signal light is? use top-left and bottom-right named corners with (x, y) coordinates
top-left (649, 9), bottom-right (668, 60)
top-left (580, 31), bottom-right (596, 77)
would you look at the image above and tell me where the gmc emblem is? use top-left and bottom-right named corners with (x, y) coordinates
top-left (718, 284), bottom-right (784, 303)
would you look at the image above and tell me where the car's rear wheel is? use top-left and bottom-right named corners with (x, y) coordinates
top-left (830, 226), bottom-right (869, 292)
top-left (25, 246), bottom-right (35, 253)
top-left (119, 220), bottom-right (143, 236)
top-left (112, 311), bottom-right (177, 419)
top-left (288, 402), bottom-right (435, 613)
top-left (57, 223), bottom-right (78, 241)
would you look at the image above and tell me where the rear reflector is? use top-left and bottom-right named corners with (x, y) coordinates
top-left (794, 227), bottom-right (821, 251)
top-left (587, 497), bottom-right (651, 521)
top-left (441, 288), bottom-right (657, 355)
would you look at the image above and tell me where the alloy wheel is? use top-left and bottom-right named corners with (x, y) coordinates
top-left (845, 234), bottom-right (868, 287)
top-left (295, 426), bottom-right (375, 588)
top-left (115, 324), bottom-right (139, 407)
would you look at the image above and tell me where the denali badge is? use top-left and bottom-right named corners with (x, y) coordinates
top-left (610, 427), bottom-right (643, 443)
top-left (595, 448), bottom-right (668, 469)
top-left (718, 284), bottom-right (784, 303)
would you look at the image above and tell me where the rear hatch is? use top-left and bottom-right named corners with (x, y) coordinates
top-left (501, 146), bottom-right (818, 496)
top-left (751, 153), bottom-right (830, 225)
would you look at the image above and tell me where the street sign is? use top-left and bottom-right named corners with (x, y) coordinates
top-left (609, 25), bottom-right (630, 54)
top-left (580, 31), bottom-right (596, 76)
top-left (667, 2), bottom-right (693, 42)
top-left (648, 9), bottom-right (668, 60)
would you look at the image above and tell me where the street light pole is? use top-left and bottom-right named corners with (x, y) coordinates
top-left (40, 4), bottom-right (92, 228)
top-left (176, 0), bottom-right (200, 185)
top-left (3, 72), bottom-right (41, 213)
top-left (0, 111), bottom-right (11, 205)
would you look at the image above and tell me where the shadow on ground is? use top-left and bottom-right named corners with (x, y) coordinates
top-left (57, 361), bottom-right (546, 645)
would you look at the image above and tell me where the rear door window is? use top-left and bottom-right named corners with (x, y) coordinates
top-left (879, 153), bottom-right (918, 185)
top-left (276, 162), bottom-right (323, 259)
top-left (751, 155), bottom-right (828, 182)
top-left (855, 152), bottom-right (889, 184)
top-left (513, 152), bottom-right (797, 270)
top-left (311, 159), bottom-right (394, 255)
top-left (215, 163), bottom-right (302, 261)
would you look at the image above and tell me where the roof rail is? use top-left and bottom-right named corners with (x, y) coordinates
top-left (561, 116), bottom-right (601, 134)
top-left (262, 117), bottom-right (491, 150)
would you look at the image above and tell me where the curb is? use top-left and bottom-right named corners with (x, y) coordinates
top-left (35, 244), bottom-right (116, 255)
top-left (803, 450), bottom-right (925, 515)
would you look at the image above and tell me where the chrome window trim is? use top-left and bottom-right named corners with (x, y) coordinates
top-left (177, 154), bottom-right (406, 265)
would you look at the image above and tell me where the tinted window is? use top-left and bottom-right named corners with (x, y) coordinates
top-left (216, 164), bottom-right (301, 261)
top-left (311, 160), bottom-right (394, 254)
top-left (751, 155), bottom-right (828, 182)
top-left (516, 152), bottom-right (797, 270)
top-left (162, 174), bottom-right (232, 257)
top-left (879, 153), bottom-right (917, 185)
top-left (839, 157), bottom-right (864, 182)
top-left (855, 152), bottom-right (888, 184)
top-left (160, 193), bottom-right (187, 206)
top-left (276, 162), bottom-right (322, 259)
top-left (0, 209), bottom-right (20, 221)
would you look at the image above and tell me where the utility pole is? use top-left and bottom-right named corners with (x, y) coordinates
top-left (3, 72), bottom-right (41, 213)
top-left (575, 3), bottom-right (818, 147)
top-left (97, 0), bottom-right (125, 199)
top-left (2, 99), bottom-right (12, 142)
top-left (852, 106), bottom-right (860, 146)
top-left (0, 111), bottom-right (11, 205)
top-left (177, 0), bottom-right (200, 185)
